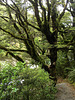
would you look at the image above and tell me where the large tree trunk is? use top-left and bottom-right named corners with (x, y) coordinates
top-left (41, 25), bottom-right (58, 84)
top-left (42, 30), bottom-right (57, 84)
top-left (50, 47), bottom-right (57, 82)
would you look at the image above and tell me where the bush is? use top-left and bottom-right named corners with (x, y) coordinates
top-left (68, 68), bottom-right (75, 83)
top-left (56, 50), bottom-right (71, 78)
top-left (0, 62), bottom-right (56, 100)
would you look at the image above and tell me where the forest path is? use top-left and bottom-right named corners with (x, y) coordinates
top-left (55, 78), bottom-right (75, 100)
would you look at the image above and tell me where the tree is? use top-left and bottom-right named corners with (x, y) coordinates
top-left (0, 0), bottom-right (73, 84)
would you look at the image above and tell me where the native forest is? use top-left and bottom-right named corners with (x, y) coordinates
top-left (0, 0), bottom-right (75, 100)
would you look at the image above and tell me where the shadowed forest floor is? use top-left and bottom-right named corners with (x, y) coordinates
top-left (55, 78), bottom-right (75, 100)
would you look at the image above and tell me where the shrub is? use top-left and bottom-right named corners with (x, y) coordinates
top-left (56, 50), bottom-right (71, 78)
top-left (0, 62), bottom-right (56, 100)
top-left (68, 68), bottom-right (75, 83)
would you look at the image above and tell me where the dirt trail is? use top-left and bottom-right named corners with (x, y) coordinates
top-left (55, 80), bottom-right (75, 100)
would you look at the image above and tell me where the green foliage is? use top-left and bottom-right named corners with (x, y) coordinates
top-left (68, 68), bottom-right (75, 83)
top-left (56, 50), bottom-right (70, 78)
top-left (60, 12), bottom-right (72, 27)
top-left (0, 62), bottom-right (56, 100)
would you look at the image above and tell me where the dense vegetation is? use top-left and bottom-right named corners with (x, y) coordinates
top-left (0, 0), bottom-right (75, 99)
top-left (0, 62), bottom-right (56, 100)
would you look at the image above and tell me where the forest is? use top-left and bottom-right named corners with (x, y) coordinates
top-left (0, 0), bottom-right (75, 100)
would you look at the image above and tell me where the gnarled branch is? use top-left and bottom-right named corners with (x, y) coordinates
top-left (0, 27), bottom-right (25, 40)
top-left (47, 0), bottom-right (51, 22)
top-left (39, 0), bottom-right (46, 22)
top-left (29, 0), bottom-right (42, 28)
top-left (0, 45), bottom-right (24, 62)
